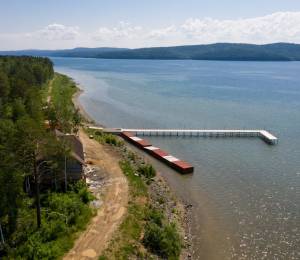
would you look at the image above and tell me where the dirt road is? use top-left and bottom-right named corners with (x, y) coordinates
top-left (64, 130), bottom-right (128, 260)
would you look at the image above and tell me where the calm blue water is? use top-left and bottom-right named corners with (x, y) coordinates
top-left (53, 57), bottom-right (300, 260)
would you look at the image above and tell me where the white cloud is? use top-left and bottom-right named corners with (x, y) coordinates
top-left (148, 26), bottom-right (177, 39)
top-left (1, 12), bottom-right (300, 50)
top-left (92, 21), bottom-right (142, 41)
top-left (90, 12), bottom-right (300, 47)
top-left (27, 23), bottom-right (80, 41)
top-left (180, 12), bottom-right (300, 44)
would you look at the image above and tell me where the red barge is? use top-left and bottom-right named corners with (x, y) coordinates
top-left (121, 132), bottom-right (194, 174)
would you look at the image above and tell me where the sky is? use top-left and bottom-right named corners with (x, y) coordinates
top-left (1, 0), bottom-right (300, 50)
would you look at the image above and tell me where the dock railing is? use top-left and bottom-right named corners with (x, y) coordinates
top-left (88, 127), bottom-right (278, 145)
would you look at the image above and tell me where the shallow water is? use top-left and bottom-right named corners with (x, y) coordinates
top-left (53, 58), bottom-right (300, 259)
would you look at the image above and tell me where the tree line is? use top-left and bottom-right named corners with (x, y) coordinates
top-left (0, 55), bottom-right (54, 234)
top-left (0, 56), bottom-right (90, 258)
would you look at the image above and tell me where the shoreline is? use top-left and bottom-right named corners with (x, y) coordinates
top-left (72, 82), bottom-right (194, 258)
top-left (72, 88), bottom-right (98, 125)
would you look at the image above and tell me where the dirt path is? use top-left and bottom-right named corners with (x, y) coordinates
top-left (47, 77), bottom-right (55, 104)
top-left (64, 130), bottom-right (128, 260)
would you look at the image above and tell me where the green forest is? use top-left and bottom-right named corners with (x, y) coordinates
top-left (0, 56), bottom-right (92, 259)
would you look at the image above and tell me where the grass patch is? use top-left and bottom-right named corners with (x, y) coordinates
top-left (86, 128), bottom-right (124, 147)
top-left (5, 182), bottom-right (94, 259)
top-left (51, 73), bottom-right (77, 109)
top-left (99, 157), bottom-right (182, 259)
top-left (138, 164), bottom-right (156, 180)
top-left (99, 159), bottom-right (150, 259)
top-left (143, 221), bottom-right (181, 259)
top-left (119, 160), bottom-right (147, 198)
top-left (46, 73), bottom-right (81, 133)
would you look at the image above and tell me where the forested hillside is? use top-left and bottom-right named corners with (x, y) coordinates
top-left (0, 56), bottom-right (92, 259)
top-left (95, 43), bottom-right (300, 61)
top-left (0, 47), bottom-right (128, 58)
top-left (1, 43), bottom-right (300, 61)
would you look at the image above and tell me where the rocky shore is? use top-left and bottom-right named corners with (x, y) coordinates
top-left (148, 172), bottom-right (194, 259)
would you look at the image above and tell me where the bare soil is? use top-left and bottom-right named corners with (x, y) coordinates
top-left (64, 130), bottom-right (128, 260)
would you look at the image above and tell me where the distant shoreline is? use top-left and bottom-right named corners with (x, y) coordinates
top-left (2, 42), bottom-right (300, 61)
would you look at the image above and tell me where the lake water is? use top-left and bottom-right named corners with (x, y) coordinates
top-left (52, 57), bottom-right (300, 260)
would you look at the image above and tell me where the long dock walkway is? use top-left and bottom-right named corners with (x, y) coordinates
top-left (88, 127), bottom-right (278, 145)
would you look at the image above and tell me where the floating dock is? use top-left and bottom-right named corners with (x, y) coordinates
top-left (145, 148), bottom-right (194, 174)
top-left (88, 126), bottom-right (278, 174)
top-left (119, 129), bottom-right (278, 145)
top-left (121, 131), bottom-right (194, 174)
top-left (89, 127), bottom-right (278, 145)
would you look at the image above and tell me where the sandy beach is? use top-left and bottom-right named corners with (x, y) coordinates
top-left (72, 88), bottom-right (96, 125)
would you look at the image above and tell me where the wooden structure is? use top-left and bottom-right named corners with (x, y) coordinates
top-left (89, 127), bottom-right (278, 145)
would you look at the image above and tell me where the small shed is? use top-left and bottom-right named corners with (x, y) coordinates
top-left (55, 130), bottom-right (85, 183)
top-left (24, 131), bottom-right (86, 193)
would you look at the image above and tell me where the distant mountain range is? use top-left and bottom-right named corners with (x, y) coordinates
top-left (0, 47), bottom-right (128, 58)
top-left (1, 43), bottom-right (300, 61)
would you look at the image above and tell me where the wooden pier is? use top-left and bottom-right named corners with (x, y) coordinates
top-left (89, 127), bottom-right (278, 145)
